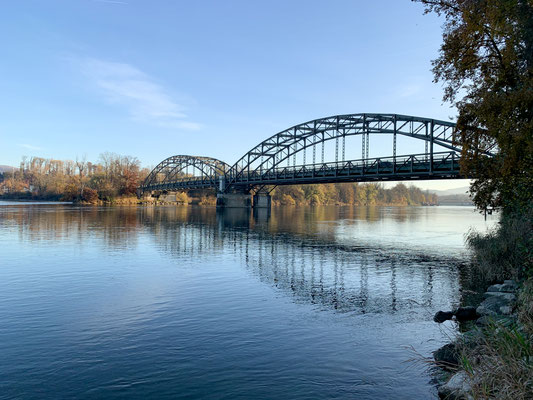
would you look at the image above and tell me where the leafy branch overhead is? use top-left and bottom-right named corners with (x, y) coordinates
top-left (415, 0), bottom-right (533, 211)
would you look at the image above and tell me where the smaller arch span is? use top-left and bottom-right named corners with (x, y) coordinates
top-left (142, 155), bottom-right (230, 192)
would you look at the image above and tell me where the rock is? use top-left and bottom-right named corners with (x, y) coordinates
top-left (454, 306), bottom-right (479, 321)
top-left (499, 305), bottom-right (513, 315)
top-left (504, 279), bottom-right (517, 287)
top-left (434, 310), bottom-right (455, 323)
top-left (475, 315), bottom-right (515, 328)
top-left (486, 283), bottom-right (518, 294)
top-left (483, 291), bottom-right (516, 301)
top-left (462, 329), bottom-right (484, 350)
top-left (477, 293), bottom-right (515, 317)
top-left (438, 371), bottom-right (473, 400)
top-left (475, 315), bottom-right (492, 327)
top-left (433, 343), bottom-right (460, 369)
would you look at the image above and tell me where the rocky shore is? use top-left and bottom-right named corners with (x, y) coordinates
top-left (432, 280), bottom-right (520, 399)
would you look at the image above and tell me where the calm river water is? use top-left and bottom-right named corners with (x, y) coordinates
top-left (0, 203), bottom-right (497, 399)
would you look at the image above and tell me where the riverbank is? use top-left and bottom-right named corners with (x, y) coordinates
top-left (432, 209), bottom-right (533, 399)
top-left (433, 279), bottom-right (532, 399)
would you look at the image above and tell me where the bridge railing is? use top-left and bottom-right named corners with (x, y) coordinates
top-left (234, 151), bottom-right (460, 182)
top-left (142, 151), bottom-right (461, 192)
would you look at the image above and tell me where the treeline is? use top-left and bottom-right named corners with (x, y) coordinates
top-left (0, 153), bottom-right (149, 203)
top-left (0, 155), bottom-right (438, 206)
top-left (271, 182), bottom-right (438, 206)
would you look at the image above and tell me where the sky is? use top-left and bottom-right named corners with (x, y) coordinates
top-left (0, 0), bottom-right (469, 190)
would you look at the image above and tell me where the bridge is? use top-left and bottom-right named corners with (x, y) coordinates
top-left (140, 113), bottom-right (492, 207)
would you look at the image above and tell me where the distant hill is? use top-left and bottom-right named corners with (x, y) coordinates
top-left (430, 186), bottom-right (470, 196)
top-left (0, 165), bottom-right (17, 173)
top-left (427, 186), bottom-right (473, 205)
top-left (438, 194), bottom-right (473, 206)
top-left (426, 187), bottom-right (471, 205)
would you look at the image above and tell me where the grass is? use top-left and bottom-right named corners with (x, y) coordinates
top-left (457, 209), bottom-right (533, 398)
top-left (460, 312), bottom-right (533, 399)
top-left (466, 208), bottom-right (533, 281)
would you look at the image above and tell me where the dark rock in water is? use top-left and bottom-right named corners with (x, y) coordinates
top-left (434, 310), bottom-right (454, 323)
top-left (433, 343), bottom-right (460, 369)
top-left (454, 306), bottom-right (478, 321)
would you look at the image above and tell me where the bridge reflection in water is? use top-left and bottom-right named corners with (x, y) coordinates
top-left (137, 206), bottom-right (463, 315)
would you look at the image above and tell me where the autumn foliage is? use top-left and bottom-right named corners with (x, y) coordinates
top-left (0, 153), bottom-right (149, 203)
top-left (271, 182), bottom-right (437, 206)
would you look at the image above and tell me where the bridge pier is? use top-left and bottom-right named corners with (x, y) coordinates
top-left (252, 194), bottom-right (271, 209)
top-left (216, 192), bottom-right (252, 208)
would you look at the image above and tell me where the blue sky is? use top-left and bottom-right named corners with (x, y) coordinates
top-left (0, 0), bottom-right (468, 190)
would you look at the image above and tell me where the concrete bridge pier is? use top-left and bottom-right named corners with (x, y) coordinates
top-left (216, 192), bottom-right (252, 208)
top-left (252, 194), bottom-right (271, 209)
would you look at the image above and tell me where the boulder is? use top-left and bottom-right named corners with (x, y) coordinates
top-left (454, 306), bottom-right (478, 321)
top-left (438, 371), bottom-right (473, 400)
top-left (434, 310), bottom-right (455, 323)
top-left (499, 305), bottom-right (513, 315)
top-left (483, 291), bottom-right (516, 301)
top-left (475, 315), bottom-right (515, 328)
top-left (477, 293), bottom-right (515, 317)
top-left (475, 315), bottom-right (492, 327)
top-left (487, 281), bottom-right (518, 293)
top-left (433, 342), bottom-right (460, 369)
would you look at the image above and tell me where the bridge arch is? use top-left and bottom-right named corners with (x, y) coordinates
top-left (142, 155), bottom-right (230, 191)
top-left (225, 113), bottom-right (461, 187)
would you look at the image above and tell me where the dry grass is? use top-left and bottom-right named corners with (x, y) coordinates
top-left (518, 279), bottom-right (533, 335)
top-left (459, 282), bottom-right (533, 399)
top-left (461, 323), bottom-right (532, 399)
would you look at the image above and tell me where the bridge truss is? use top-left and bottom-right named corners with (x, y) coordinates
top-left (140, 113), bottom-right (492, 194)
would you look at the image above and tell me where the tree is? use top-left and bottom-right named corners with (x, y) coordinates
top-left (415, 0), bottom-right (533, 212)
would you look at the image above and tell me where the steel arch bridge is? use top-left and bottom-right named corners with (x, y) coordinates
top-left (140, 113), bottom-right (492, 195)
top-left (143, 155), bottom-right (230, 192)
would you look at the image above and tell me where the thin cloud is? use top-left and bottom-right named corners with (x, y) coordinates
top-left (80, 58), bottom-right (201, 130)
top-left (19, 143), bottom-right (43, 151)
top-left (19, 143), bottom-right (44, 151)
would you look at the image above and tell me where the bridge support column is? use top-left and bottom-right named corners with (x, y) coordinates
top-left (216, 192), bottom-right (252, 208)
top-left (252, 194), bottom-right (271, 209)
top-left (160, 192), bottom-right (178, 202)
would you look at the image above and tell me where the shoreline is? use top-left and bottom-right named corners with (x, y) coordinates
top-left (432, 279), bottom-right (527, 399)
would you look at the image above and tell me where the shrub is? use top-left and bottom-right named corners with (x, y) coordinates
top-left (176, 192), bottom-right (190, 205)
top-left (466, 208), bottom-right (533, 281)
top-left (81, 188), bottom-right (99, 204)
top-left (280, 194), bottom-right (296, 205)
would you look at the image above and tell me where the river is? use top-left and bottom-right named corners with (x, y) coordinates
top-left (0, 203), bottom-right (497, 399)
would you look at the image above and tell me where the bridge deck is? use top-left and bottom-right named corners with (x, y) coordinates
top-left (142, 151), bottom-right (462, 192)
